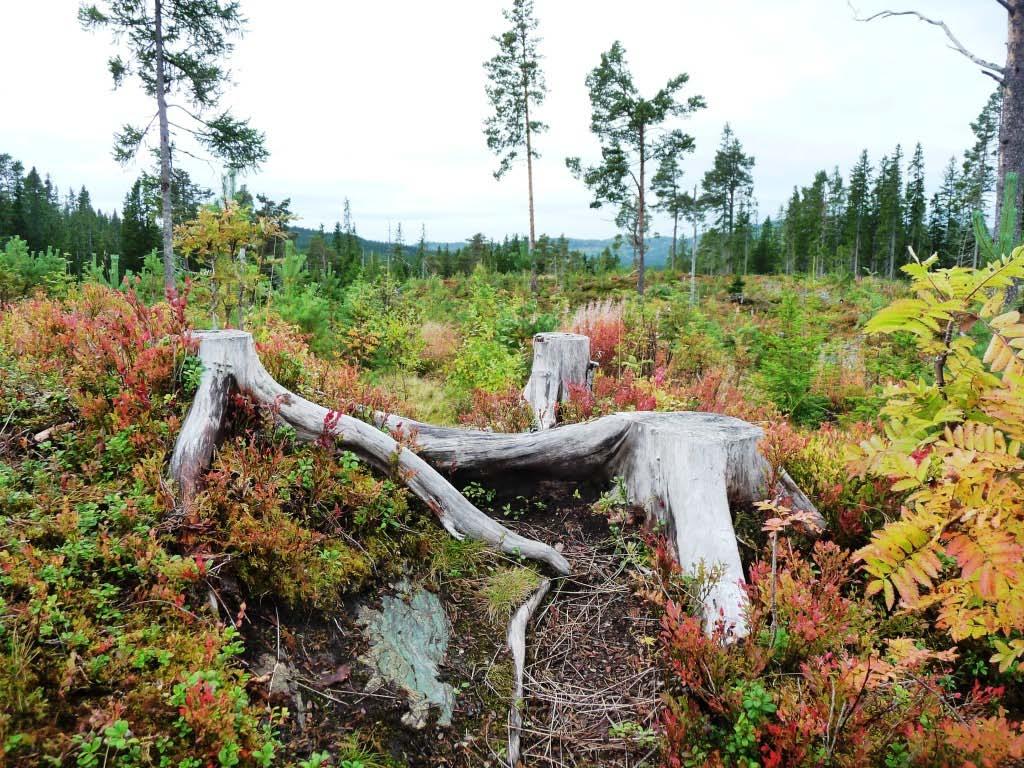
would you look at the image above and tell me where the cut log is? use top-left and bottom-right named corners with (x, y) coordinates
top-left (168, 331), bottom-right (569, 575)
top-left (522, 332), bottom-right (593, 429)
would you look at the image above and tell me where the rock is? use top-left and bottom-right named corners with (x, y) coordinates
top-left (251, 652), bottom-right (295, 698)
top-left (358, 581), bottom-right (455, 729)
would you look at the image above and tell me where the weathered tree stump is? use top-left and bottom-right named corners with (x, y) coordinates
top-left (522, 332), bottom-right (594, 429)
top-left (372, 410), bottom-right (818, 633)
top-left (169, 329), bottom-right (821, 766)
top-left (169, 331), bottom-right (569, 574)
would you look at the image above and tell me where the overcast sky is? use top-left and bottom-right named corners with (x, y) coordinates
top-left (0, 0), bottom-right (1004, 242)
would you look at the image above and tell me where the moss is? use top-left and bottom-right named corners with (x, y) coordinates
top-left (479, 566), bottom-right (543, 623)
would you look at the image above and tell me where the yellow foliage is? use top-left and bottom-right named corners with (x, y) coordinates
top-left (174, 201), bottom-right (284, 328)
top-left (852, 249), bottom-right (1024, 672)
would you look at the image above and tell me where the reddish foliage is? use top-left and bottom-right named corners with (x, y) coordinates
top-left (568, 299), bottom-right (625, 366)
top-left (458, 386), bottom-right (534, 433)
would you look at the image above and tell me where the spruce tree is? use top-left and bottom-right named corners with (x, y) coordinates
top-left (121, 178), bottom-right (160, 273)
top-left (962, 90), bottom-right (1001, 265)
top-left (701, 124), bottom-right (755, 274)
top-left (652, 152), bottom-right (689, 271)
top-left (904, 143), bottom-right (928, 259)
top-left (846, 150), bottom-right (872, 277)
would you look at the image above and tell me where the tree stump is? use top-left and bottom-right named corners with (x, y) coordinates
top-left (168, 331), bottom-right (570, 574)
top-left (172, 330), bottom-right (821, 633)
top-left (522, 332), bottom-right (594, 429)
top-left (169, 329), bottom-right (822, 766)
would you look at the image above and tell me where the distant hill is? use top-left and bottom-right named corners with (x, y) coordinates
top-left (288, 226), bottom-right (686, 268)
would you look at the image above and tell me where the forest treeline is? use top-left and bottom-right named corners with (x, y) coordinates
top-left (0, 87), bottom-right (999, 287)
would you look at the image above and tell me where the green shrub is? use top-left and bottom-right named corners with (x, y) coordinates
top-left (0, 237), bottom-right (70, 301)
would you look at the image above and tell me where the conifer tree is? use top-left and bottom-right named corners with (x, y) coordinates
top-left (566, 41), bottom-right (704, 295)
top-left (701, 124), bottom-right (755, 274)
top-left (121, 178), bottom-right (160, 273)
top-left (652, 152), bottom-right (689, 271)
top-left (484, 0), bottom-right (546, 289)
top-left (79, 0), bottom-right (268, 291)
top-left (962, 90), bottom-right (1001, 265)
top-left (904, 143), bottom-right (928, 259)
top-left (846, 150), bottom-right (872, 277)
top-left (875, 146), bottom-right (904, 278)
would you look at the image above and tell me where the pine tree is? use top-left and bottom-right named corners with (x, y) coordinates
top-left (484, 0), bottom-right (546, 285)
top-left (80, 0), bottom-right (268, 290)
top-left (566, 41), bottom-right (704, 295)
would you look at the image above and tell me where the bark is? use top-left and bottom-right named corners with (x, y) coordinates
top-left (671, 212), bottom-right (678, 272)
top-left (522, 332), bottom-right (593, 429)
top-left (172, 331), bottom-right (823, 636)
top-left (690, 184), bottom-right (699, 305)
top-left (375, 409), bottom-right (824, 635)
top-left (637, 126), bottom-right (646, 296)
top-left (525, 92), bottom-right (538, 295)
top-left (154, 0), bottom-right (175, 293)
top-left (997, 2), bottom-right (1024, 243)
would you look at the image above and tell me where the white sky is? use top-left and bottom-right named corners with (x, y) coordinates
top-left (0, 0), bottom-right (1004, 242)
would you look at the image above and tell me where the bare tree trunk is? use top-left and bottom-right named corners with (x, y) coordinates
top-left (997, 3), bottom-right (1024, 243)
top-left (853, 218), bottom-right (860, 279)
top-left (671, 212), bottom-right (678, 272)
top-left (154, 0), bottom-right (175, 293)
top-left (637, 128), bottom-right (646, 296)
top-left (690, 185), bottom-right (699, 305)
top-left (524, 81), bottom-right (538, 294)
top-left (888, 228), bottom-right (896, 279)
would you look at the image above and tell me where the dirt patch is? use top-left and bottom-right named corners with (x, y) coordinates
top-left (237, 481), bottom-right (663, 767)
top-left (507, 487), bottom-right (664, 768)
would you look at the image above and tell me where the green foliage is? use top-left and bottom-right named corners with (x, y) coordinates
top-left (483, 0), bottom-right (547, 180)
top-left (566, 40), bottom-right (705, 293)
top-left (340, 277), bottom-right (424, 371)
top-left (0, 237), bottom-right (69, 302)
top-left (269, 244), bottom-right (332, 353)
top-left (853, 248), bottom-right (1024, 671)
top-left (480, 566), bottom-right (543, 622)
top-left (755, 292), bottom-right (830, 426)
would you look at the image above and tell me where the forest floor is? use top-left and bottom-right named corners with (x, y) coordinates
top-left (240, 482), bottom-right (662, 768)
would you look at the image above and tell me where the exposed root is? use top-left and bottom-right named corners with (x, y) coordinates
top-left (506, 578), bottom-right (552, 767)
top-left (169, 330), bottom-right (569, 577)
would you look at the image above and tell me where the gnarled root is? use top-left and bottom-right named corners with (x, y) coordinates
top-left (168, 330), bottom-right (569, 575)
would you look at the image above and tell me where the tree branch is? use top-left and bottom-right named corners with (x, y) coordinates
top-left (850, 3), bottom-right (1005, 83)
top-left (994, 0), bottom-right (1013, 15)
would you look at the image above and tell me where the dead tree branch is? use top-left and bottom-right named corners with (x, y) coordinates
top-left (850, 3), bottom-right (1005, 85)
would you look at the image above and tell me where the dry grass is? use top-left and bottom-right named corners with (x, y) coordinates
top-left (419, 321), bottom-right (461, 370)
